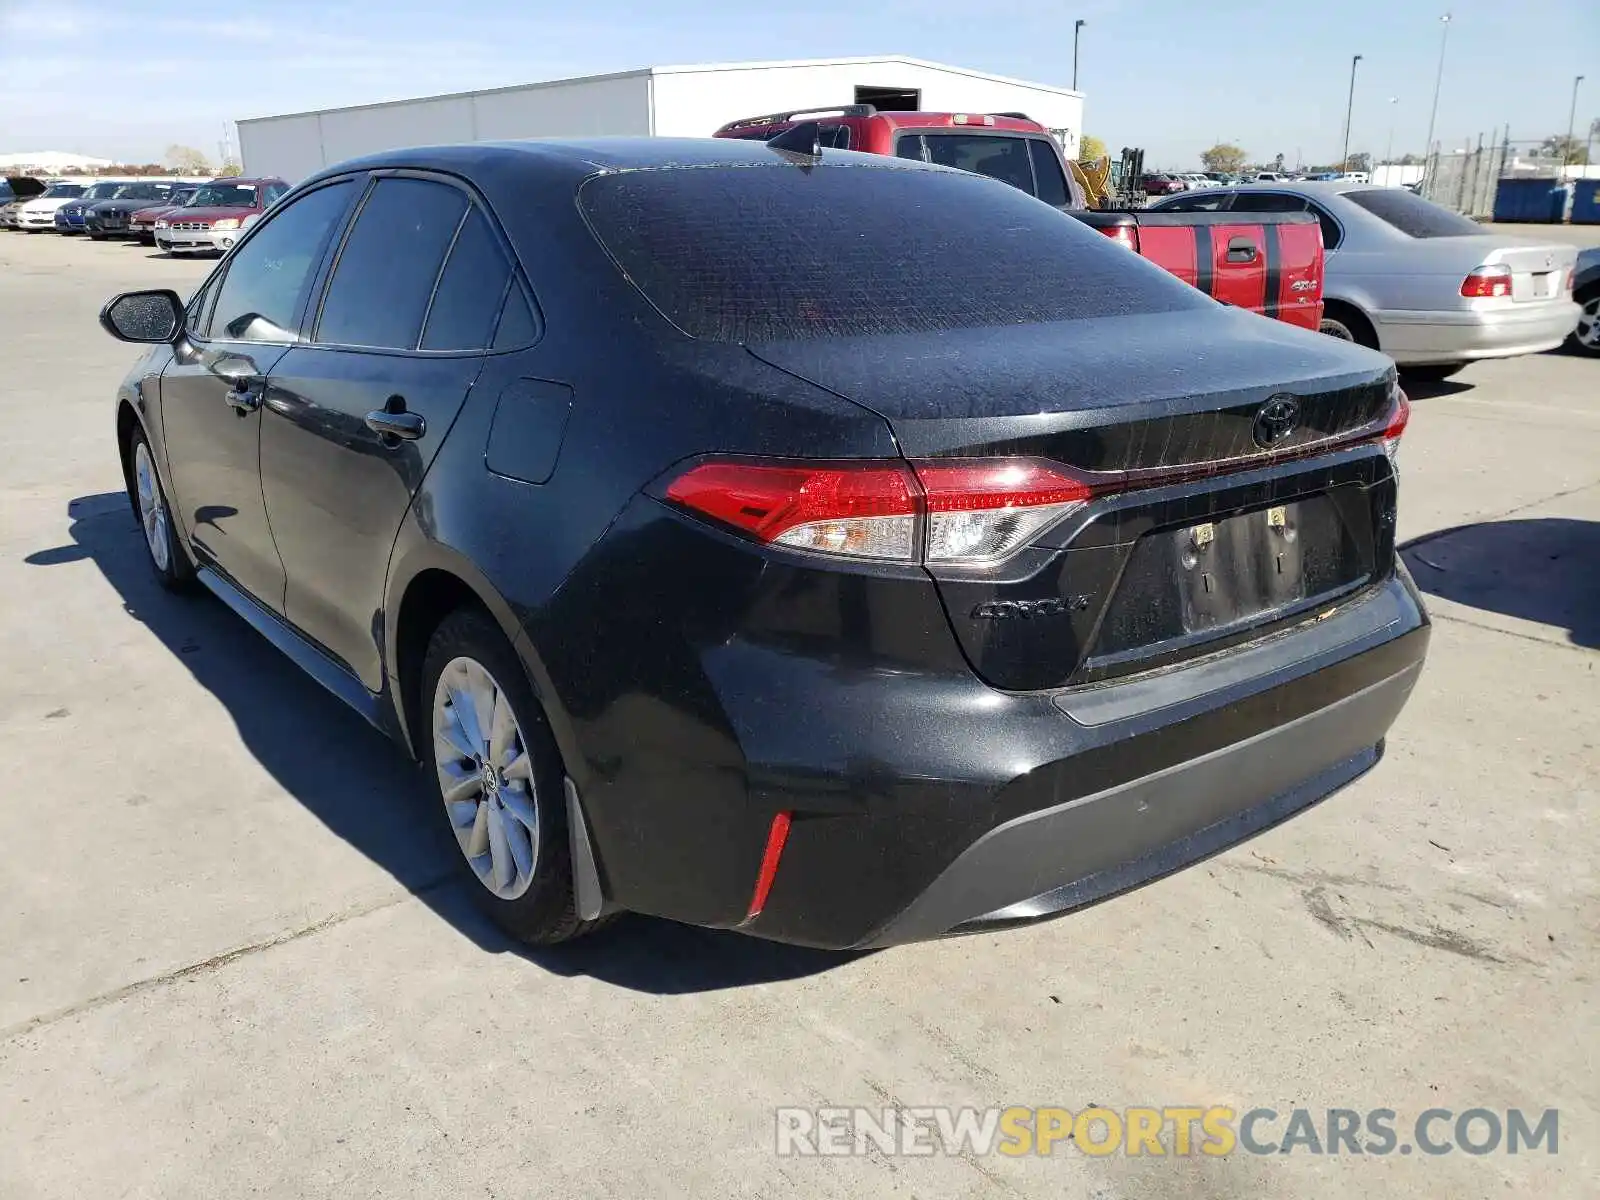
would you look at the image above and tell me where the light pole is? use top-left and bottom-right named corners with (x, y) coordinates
top-left (1424, 13), bottom-right (1452, 157)
top-left (1565, 75), bottom-right (1584, 173)
top-left (1073, 20), bottom-right (1086, 91)
top-left (1385, 96), bottom-right (1399, 165)
top-left (1341, 54), bottom-right (1363, 170)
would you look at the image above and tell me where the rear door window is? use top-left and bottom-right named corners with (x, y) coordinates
top-left (1307, 203), bottom-right (1344, 249)
top-left (1154, 192), bottom-right (1232, 213)
top-left (1342, 188), bottom-right (1483, 237)
top-left (316, 177), bottom-right (468, 350)
top-left (1229, 192), bottom-right (1309, 213)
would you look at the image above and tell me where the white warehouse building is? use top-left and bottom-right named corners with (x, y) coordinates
top-left (237, 56), bottom-right (1085, 182)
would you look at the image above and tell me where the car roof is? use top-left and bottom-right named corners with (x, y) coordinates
top-left (310, 136), bottom-right (955, 187)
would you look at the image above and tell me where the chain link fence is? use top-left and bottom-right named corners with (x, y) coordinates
top-left (1420, 141), bottom-right (1506, 218)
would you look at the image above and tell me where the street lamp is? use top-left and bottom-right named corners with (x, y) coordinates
top-left (1385, 96), bottom-right (1399, 167)
top-left (1424, 13), bottom-right (1452, 157)
top-left (1073, 20), bottom-right (1086, 91)
top-left (1341, 54), bottom-right (1363, 170)
top-left (1566, 75), bottom-right (1585, 175)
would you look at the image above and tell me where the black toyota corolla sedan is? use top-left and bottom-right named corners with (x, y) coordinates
top-left (100, 138), bottom-right (1429, 950)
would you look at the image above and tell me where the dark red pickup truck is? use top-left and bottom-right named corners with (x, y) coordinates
top-left (714, 106), bottom-right (1324, 332)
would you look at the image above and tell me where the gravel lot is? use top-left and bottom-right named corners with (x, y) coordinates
top-left (1, 229), bottom-right (1595, 1199)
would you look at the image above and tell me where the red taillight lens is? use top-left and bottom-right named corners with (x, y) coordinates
top-left (665, 461), bottom-right (920, 560)
top-left (1382, 388), bottom-right (1410, 464)
top-left (1100, 224), bottom-right (1139, 252)
top-left (1460, 264), bottom-right (1513, 298)
top-left (665, 458), bottom-right (1097, 565)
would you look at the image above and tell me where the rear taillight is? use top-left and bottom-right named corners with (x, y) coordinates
top-left (1101, 224), bottom-right (1140, 252)
top-left (1382, 388), bottom-right (1410, 464)
top-left (664, 458), bottom-right (1097, 566)
top-left (1566, 268), bottom-right (1576, 294)
top-left (1460, 264), bottom-right (1512, 298)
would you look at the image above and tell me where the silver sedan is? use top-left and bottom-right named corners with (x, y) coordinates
top-left (1149, 182), bottom-right (1581, 380)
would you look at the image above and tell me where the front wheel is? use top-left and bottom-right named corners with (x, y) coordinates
top-left (127, 429), bottom-right (195, 590)
top-left (421, 607), bottom-right (610, 945)
top-left (1567, 292), bottom-right (1600, 357)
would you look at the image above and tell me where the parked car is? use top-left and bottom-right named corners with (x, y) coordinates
top-left (1149, 181), bottom-right (1580, 379)
top-left (54, 180), bottom-right (131, 234)
top-left (14, 180), bottom-right (89, 231)
top-left (99, 138), bottom-right (1427, 951)
top-left (1255, 172), bottom-right (1289, 183)
top-left (85, 180), bottom-right (183, 239)
top-left (0, 176), bottom-right (47, 228)
top-left (1140, 172), bottom-right (1187, 195)
top-left (153, 177), bottom-right (288, 254)
top-left (1178, 173), bottom-right (1213, 190)
top-left (1567, 247), bottom-right (1600, 357)
top-left (714, 105), bottom-right (1089, 208)
top-left (129, 183), bottom-right (203, 244)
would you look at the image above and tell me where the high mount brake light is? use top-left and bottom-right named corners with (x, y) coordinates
top-left (1460, 264), bottom-right (1513, 298)
top-left (664, 458), bottom-right (1097, 566)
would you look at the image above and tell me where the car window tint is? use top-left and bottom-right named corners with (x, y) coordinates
top-left (1155, 193), bottom-right (1230, 213)
top-left (204, 181), bottom-right (353, 343)
top-left (1027, 139), bottom-right (1069, 207)
top-left (421, 207), bottom-right (512, 351)
top-left (1309, 203), bottom-right (1343, 249)
top-left (1342, 188), bottom-right (1482, 237)
top-left (921, 134), bottom-right (1034, 194)
top-left (317, 178), bottom-right (467, 350)
top-left (492, 286), bottom-right (538, 349)
top-left (579, 165), bottom-right (1210, 342)
top-left (1229, 192), bottom-right (1308, 213)
top-left (894, 135), bottom-right (924, 161)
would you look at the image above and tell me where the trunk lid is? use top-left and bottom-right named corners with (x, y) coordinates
top-left (1480, 239), bottom-right (1580, 304)
top-left (749, 309), bottom-right (1400, 690)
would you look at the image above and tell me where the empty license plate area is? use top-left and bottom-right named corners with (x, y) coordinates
top-left (1085, 491), bottom-right (1375, 671)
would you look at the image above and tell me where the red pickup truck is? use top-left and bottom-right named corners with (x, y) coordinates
top-left (714, 106), bottom-right (1324, 332)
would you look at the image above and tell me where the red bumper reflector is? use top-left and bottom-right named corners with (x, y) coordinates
top-left (746, 811), bottom-right (793, 919)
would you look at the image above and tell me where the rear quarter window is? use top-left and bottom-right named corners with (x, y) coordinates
top-left (1342, 189), bottom-right (1484, 237)
top-left (578, 164), bottom-right (1209, 342)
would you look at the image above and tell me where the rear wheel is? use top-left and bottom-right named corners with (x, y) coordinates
top-left (1319, 301), bottom-right (1378, 348)
top-left (1402, 363), bottom-right (1467, 382)
top-left (421, 607), bottom-right (610, 945)
top-left (1567, 291), bottom-right (1600, 357)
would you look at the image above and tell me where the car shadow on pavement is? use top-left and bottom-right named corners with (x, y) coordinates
top-left (1401, 517), bottom-right (1599, 649)
top-left (27, 492), bottom-right (860, 994)
top-left (1397, 376), bottom-right (1474, 400)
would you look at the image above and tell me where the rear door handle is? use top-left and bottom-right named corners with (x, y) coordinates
top-left (1226, 236), bottom-right (1259, 263)
top-left (365, 407), bottom-right (426, 442)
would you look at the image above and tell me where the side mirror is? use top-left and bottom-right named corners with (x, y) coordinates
top-left (99, 289), bottom-right (184, 344)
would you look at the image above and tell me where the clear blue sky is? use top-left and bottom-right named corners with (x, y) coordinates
top-left (1, 0), bottom-right (1594, 168)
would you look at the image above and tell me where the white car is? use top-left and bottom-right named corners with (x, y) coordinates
top-left (1254, 172), bottom-right (1290, 183)
top-left (1179, 173), bottom-right (1214, 191)
top-left (13, 179), bottom-right (91, 231)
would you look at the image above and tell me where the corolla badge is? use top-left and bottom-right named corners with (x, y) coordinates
top-left (1252, 395), bottom-right (1302, 448)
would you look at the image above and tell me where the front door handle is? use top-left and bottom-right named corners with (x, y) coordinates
top-left (225, 379), bottom-right (262, 415)
top-left (365, 407), bottom-right (426, 442)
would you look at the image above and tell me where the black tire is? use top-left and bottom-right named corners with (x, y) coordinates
top-left (1401, 363), bottom-right (1467, 382)
top-left (126, 427), bottom-right (196, 591)
top-left (420, 606), bottom-right (611, 945)
top-left (1319, 301), bottom-right (1378, 349)
top-left (89, 232), bottom-right (106, 241)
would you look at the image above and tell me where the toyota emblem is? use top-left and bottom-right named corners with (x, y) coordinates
top-left (1253, 396), bottom-right (1302, 448)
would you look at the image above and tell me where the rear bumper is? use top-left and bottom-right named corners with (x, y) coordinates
top-left (731, 573), bottom-right (1428, 948)
top-left (1374, 301), bottom-right (1581, 364)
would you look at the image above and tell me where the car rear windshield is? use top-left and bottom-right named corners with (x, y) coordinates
top-left (578, 164), bottom-right (1206, 341)
top-left (191, 184), bottom-right (258, 207)
top-left (1343, 188), bottom-right (1483, 237)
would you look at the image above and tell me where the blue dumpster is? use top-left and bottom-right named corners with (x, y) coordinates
top-left (1571, 179), bottom-right (1600, 225)
top-left (1492, 179), bottom-right (1569, 223)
